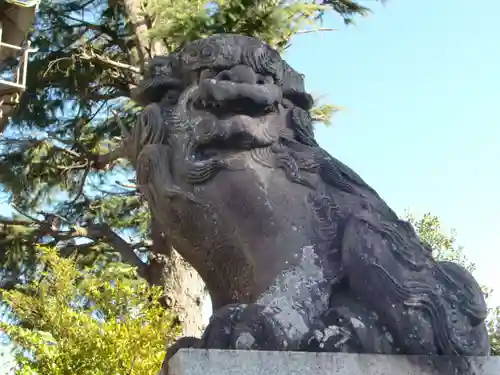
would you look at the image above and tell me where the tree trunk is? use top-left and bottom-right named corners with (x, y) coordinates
top-left (147, 219), bottom-right (208, 337)
top-left (121, 0), bottom-right (167, 67)
top-left (146, 251), bottom-right (207, 337)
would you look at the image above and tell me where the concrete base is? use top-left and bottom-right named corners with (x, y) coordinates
top-left (169, 349), bottom-right (500, 375)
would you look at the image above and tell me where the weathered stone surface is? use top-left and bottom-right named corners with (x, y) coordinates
top-left (168, 349), bottom-right (500, 375)
top-left (124, 33), bottom-right (490, 365)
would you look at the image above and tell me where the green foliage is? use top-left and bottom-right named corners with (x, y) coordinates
top-left (488, 307), bottom-right (500, 355)
top-left (405, 210), bottom-right (475, 272)
top-left (311, 103), bottom-right (341, 126)
top-left (0, 246), bottom-right (179, 374)
top-left (145, 0), bottom-right (382, 51)
top-left (146, 0), bottom-right (327, 51)
top-left (405, 211), bottom-right (500, 355)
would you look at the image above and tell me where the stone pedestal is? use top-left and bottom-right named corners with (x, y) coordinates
top-left (168, 349), bottom-right (500, 375)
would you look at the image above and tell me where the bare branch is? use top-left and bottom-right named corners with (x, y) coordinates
top-left (0, 218), bottom-right (34, 227)
top-left (11, 205), bottom-right (41, 223)
top-left (42, 140), bottom-right (81, 159)
top-left (0, 218), bottom-right (147, 279)
top-left (115, 180), bottom-right (136, 190)
top-left (86, 223), bottom-right (147, 277)
top-left (296, 27), bottom-right (338, 34)
top-left (78, 50), bottom-right (141, 74)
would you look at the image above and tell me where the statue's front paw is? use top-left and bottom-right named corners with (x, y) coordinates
top-left (300, 297), bottom-right (395, 354)
top-left (199, 303), bottom-right (291, 350)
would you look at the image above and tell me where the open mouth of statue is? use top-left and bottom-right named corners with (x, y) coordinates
top-left (192, 97), bottom-right (277, 119)
top-left (189, 80), bottom-right (281, 161)
top-left (193, 137), bottom-right (250, 161)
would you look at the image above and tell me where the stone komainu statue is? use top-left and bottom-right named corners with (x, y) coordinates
top-left (125, 34), bottom-right (490, 361)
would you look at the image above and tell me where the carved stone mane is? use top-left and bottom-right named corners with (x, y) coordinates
top-left (126, 34), bottom-right (490, 362)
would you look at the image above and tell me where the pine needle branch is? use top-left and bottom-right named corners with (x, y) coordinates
top-left (78, 50), bottom-right (141, 74)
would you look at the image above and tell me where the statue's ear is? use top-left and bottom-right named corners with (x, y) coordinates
top-left (283, 90), bottom-right (314, 111)
top-left (133, 54), bottom-right (184, 106)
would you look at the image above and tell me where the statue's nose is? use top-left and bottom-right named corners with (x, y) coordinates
top-left (195, 64), bottom-right (282, 112)
top-left (214, 65), bottom-right (259, 84)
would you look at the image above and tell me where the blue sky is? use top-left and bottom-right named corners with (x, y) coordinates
top-left (285, 0), bottom-right (500, 306)
top-left (2, 0), bottom-right (500, 370)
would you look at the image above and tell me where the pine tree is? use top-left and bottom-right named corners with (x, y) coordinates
top-left (0, 0), bottom-right (383, 337)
